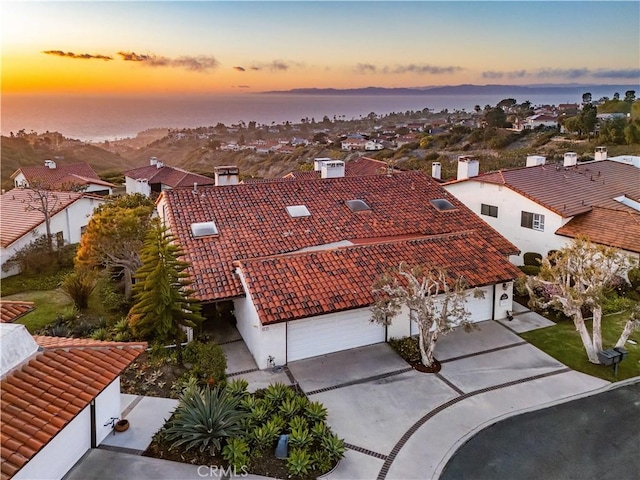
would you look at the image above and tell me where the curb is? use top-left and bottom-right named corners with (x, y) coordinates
top-left (431, 375), bottom-right (640, 479)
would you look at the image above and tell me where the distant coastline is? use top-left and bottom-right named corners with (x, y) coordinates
top-left (261, 84), bottom-right (639, 96)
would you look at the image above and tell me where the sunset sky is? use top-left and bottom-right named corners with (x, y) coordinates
top-left (2, 1), bottom-right (639, 96)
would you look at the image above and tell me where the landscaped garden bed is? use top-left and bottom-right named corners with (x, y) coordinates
top-left (144, 380), bottom-right (345, 479)
top-left (389, 335), bottom-right (442, 373)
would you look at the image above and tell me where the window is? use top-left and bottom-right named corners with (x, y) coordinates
top-left (286, 205), bottom-right (311, 218)
top-left (191, 221), bottom-right (218, 237)
top-left (481, 204), bottom-right (498, 218)
top-left (430, 199), bottom-right (456, 211)
top-left (521, 211), bottom-right (545, 231)
top-left (345, 199), bottom-right (371, 212)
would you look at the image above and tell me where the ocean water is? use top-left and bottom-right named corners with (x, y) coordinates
top-left (1, 92), bottom-right (595, 143)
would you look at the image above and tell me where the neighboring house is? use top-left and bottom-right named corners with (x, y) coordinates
top-left (157, 171), bottom-right (521, 369)
top-left (444, 153), bottom-right (640, 265)
top-left (513, 114), bottom-right (558, 131)
top-left (341, 138), bottom-right (368, 151)
top-left (0, 301), bottom-right (35, 323)
top-left (124, 157), bottom-right (216, 197)
top-left (278, 157), bottom-right (401, 182)
top-left (0, 190), bottom-right (106, 277)
top-left (0, 323), bottom-right (145, 480)
top-left (10, 161), bottom-right (114, 195)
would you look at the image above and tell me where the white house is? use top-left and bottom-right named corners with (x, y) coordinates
top-left (0, 324), bottom-right (145, 480)
top-left (513, 114), bottom-right (558, 131)
top-left (124, 157), bottom-right (216, 197)
top-left (0, 190), bottom-right (107, 277)
top-left (444, 153), bottom-right (640, 265)
top-left (10, 161), bottom-right (114, 196)
top-left (157, 171), bottom-right (521, 369)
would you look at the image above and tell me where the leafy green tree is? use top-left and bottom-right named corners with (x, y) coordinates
top-left (624, 90), bottom-right (636, 103)
top-left (484, 107), bottom-right (507, 128)
top-left (582, 92), bottom-right (592, 105)
top-left (598, 117), bottom-right (627, 144)
top-left (129, 219), bottom-right (203, 362)
top-left (580, 103), bottom-right (598, 139)
top-left (75, 194), bottom-right (154, 300)
top-left (624, 122), bottom-right (640, 144)
top-left (497, 98), bottom-right (517, 110)
top-left (526, 237), bottom-right (638, 363)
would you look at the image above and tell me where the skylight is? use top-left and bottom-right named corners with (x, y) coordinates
top-left (614, 195), bottom-right (640, 212)
top-left (286, 205), bottom-right (311, 218)
top-left (191, 221), bottom-right (218, 237)
top-left (346, 199), bottom-right (371, 212)
top-left (430, 199), bottom-right (456, 211)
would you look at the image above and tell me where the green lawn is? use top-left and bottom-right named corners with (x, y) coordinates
top-left (3, 290), bottom-right (75, 333)
top-left (520, 311), bottom-right (640, 381)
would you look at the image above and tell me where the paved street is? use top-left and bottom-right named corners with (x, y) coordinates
top-left (440, 381), bottom-right (640, 480)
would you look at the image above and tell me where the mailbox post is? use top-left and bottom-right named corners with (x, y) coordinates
top-left (597, 347), bottom-right (628, 378)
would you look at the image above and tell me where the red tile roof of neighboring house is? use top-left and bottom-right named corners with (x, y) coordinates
top-left (10, 163), bottom-right (114, 190)
top-left (555, 207), bottom-right (640, 253)
top-left (0, 302), bottom-right (35, 324)
top-left (160, 171), bottom-right (519, 303)
top-left (0, 337), bottom-right (145, 480)
top-left (453, 160), bottom-right (639, 217)
top-left (235, 232), bottom-right (523, 325)
top-left (0, 190), bottom-right (92, 248)
top-left (124, 165), bottom-right (216, 189)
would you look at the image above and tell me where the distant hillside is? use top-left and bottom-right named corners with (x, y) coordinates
top-left (262, 84), bottom-right (638, 96)
top-left (1, 134), bottom-right (146, 190)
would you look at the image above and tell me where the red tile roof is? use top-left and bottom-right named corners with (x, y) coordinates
top-left (461, 160), bottom-right (639, 217)
top-left (160, 171), bottom-right (518, 303)
top-left (0, 337), bottom-right (145, 480)
top-left (11, 163), bottom-right (113, 190)
top-left (0, 302), bottom-right (35, 324)
top-left (0, 190), bottom-right (89, 248)
top-left (124, 165), bottom-right (216, 189)
top-left (235, 232), bottom-right (523, 325)
top-left (556, 207), bottom-right (640, 253)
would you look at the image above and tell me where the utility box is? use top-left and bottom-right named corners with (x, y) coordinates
top-left (614, 347), bottom-right (628, 361)
top-left (597, 349), bottom-right (620, 366)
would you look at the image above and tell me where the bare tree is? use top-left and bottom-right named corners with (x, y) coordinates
top-left (23, 182), bottom-right (60, 252)
top-left (526, 237), bottom-right (637, 363)
top-left (371, 263), bottom-right (479, 367)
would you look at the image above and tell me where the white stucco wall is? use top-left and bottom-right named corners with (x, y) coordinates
top-left (1, 196), bottom-right (105, 278)
top-left (125, 177), bottom-right (151, 196)
top-left (94, 378), bottom-right (122, 445)
top-left (445, 181), bottom-right (570, 264)
top-left (13, 406), bottom-right (91, 480)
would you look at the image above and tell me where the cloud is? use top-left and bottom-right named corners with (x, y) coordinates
top-left (482, 70), bottom-right (527, 79)
top-left (249, 60), bottom-right (303, 72)
top-left (233, 85), bottom-right (251, 89)
top-left (536, 68), bottom-right (590, 79)
top-left (43, 50), bottom-right (112, 60)
top-left (354, 63), bottom-right (462, 75)
top-left (233, 66), bottom-right (246, 72)
top-left (117, 52), bottom-right (218, 72)
top-left (250, 66), bottom-right (261, 71)
top-left (591, 68), bottom-right (640, 79)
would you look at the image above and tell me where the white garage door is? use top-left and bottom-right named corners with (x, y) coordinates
top-left (287, 309), bottom-right (386, 362)
top-left (411, 286), bottom-right (493, 335)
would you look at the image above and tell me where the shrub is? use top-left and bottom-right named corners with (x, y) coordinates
top-left (250, 422), bottom-right (280, 451)
top-left (519, 265), bottom-right (541, 276)
top-left (289, 415), bottom-right (307, 432)
top-left (91, 328), bottom-right (110, 341)
top-left (287, 448), bottom-right (312, 476)
top-left (164, 385), bottom-right (246, 456)
top-left (99, 280), bottom-right (131, 313)
top-left (628, 267), bottom-right (640, 292)
top-left (263, 382), bottom-right (291, 406)
top-left (279, 397), bottom-right (301, 420)
top-left (514, 274), bottom-right (528, 297)
top-left (304, 401), bottom-right (328, 423)
top-left (182, 341), bottom-right (227, 384)
top-left (389, 336), bottom-right (421, 364)
top-left (523, 252), bottom-right (543, 266)
top-left (288, 426), bottom-right (312, 449)
top-left (311, 450), bottom-right (333, 474)
top-left (61, 270), bottom-right (96, 310)
top-left (222, 437), bottom-right (249, 472)
top-left (225, 378), bottom-right (249, 399)
top-left (311, 421), bottom-right (330, 441)
top-left (602, 294), bottom-right (635, 315)
top-left (321, 433), bottom-right (346, 461)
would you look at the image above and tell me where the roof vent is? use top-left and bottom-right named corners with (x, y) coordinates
top-left (286, 205), bottom-right (311, 218)
top-left (526, 155), bottom-right (546, 167)
top-left (191, 221), bottom-right (218, 237)
top-left (430, 198), bottom-right (456, 211)
top-left (321, 160), bottom-right (345, 179)
top-left (345, 199), bottom-right (371, 212)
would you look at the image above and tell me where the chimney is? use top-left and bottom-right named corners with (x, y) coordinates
top-left (44, 159), bottom-right (57, 169)
top-left (456, 156), bottom-right (479, 181)
top-left (150, 157), bottom-right (158, 166)
top-left (431, 162), bottom-right (441, 180)
top-left (563, 152), bottom-right (578, 167)
top-left (156, 160), bottom-right (164, 169)
top-left (321, 160), bottom-right (345, 179)
top-left (314, 157), bottom-right (332, 171)
top-left (214, 166), bottom-right (240, 186)
top-left (595, 146), bottom-right (607, 161)
top-left (526, 155), bottom-right (546, 167)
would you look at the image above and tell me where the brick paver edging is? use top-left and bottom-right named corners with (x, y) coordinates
top-left (376, 367), bottom-right (571, 480)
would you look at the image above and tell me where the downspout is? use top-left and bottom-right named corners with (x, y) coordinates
top-left (90, 400), bottom-right (97, 448)
top-left (492, 284), bottom-right (496, 320)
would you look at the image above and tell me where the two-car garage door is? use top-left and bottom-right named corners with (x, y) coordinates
top-left (287, 309), bottom-right (386, 362)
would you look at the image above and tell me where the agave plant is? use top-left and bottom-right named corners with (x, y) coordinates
top-left (225, 378), bottom-right (249, 399)
top-left (287, 448), bottom-right (312, 476)
top-left (304, 401), bottom-right (328, 423)
top-left (263, 382), bottom-right (291, 406)
top-left (222, 437), bottom-right (250, 471)
top-left (321, 433), bottom-right (346, 461)
top-left (164, 385), bottom-right (246, 456)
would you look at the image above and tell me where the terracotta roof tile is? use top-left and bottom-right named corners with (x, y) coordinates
top-left (10, 163), bottom-right (110, 190)
top-left (0, 190), bottom-right (103, 248)
top-left (1, 338), bottom-right (145, 480)
top-left (0, 302), bottom-right (35, 323)
top-left (161, 171), bottom-right (518, 303)
top-left (236, 232), bottom-right (522, 325)
top-left (556, 207), bottom-right (640, 253)
top-left (464, 160), bottom-right (639, 217)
